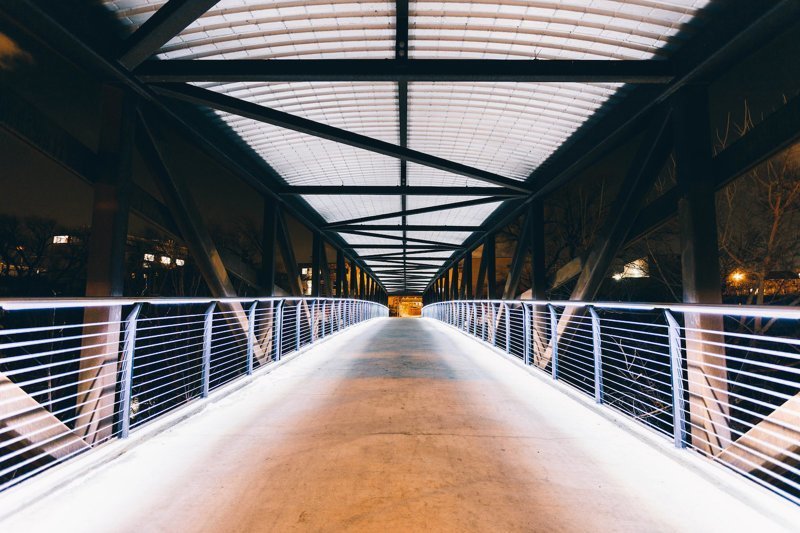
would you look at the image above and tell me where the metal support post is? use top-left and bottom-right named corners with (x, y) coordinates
top-left (274, 301), bottom-right (284, 361)
top-left (246, 301), bottom-right (257, 375)
top-left (119, 303), bottom-right (142, 439)
top-left (588, 306), bottom-right (603, 404)
top-left (523, 303), bottom-right (531, 366)
top-left (505, 303), bottom-right (511, 354)
top-left (481, 303), bottom-right (487, 341)
top-left (311, 299), bottom-right (317, 342)
top-left (295, 301), bottom-right (301, 351)
top-left (548, 304), bottom-right (559, 380)
top-left (665, 310), bottom-right (687, 448)
top-left (321, 300), bottom-right (327, 338)
top-left (201, 303), bottom-right (215, 398)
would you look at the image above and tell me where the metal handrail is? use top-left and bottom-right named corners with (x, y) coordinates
top-left (423, 299), bottom-right (800, 506)
top-left (0, 297), bottom-right (387, 491)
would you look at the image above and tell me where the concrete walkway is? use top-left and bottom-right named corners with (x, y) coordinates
top-left (1, 318), bottom-right (797, 532)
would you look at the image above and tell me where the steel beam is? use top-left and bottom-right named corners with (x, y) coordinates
top-left (535, 106), bottom-right (673, 369)
top-left (326, 197), bottom-right (517, 227)
top-left (673, 86), bottom-right (730, 455)
top-left (502, 213), bottom-right (532, 299)
top-left (139, 111), bottom-right (268, 368)
top-left (344, 244), bottom-right (462, 250)
top-left (152, 83), bottom-right (531, 192)
top-left (475, 245), bottom-right (488, 299)
top-left (463, 250), bottom-right (473, 299)
top-left (135, 58), bottom-right (674, 84)
top-left (334, 225), bottom-right (483, 232)
top-left (276, 210), bottom-right (303, 296)
top-left (422, 1), bottom-right (800, 293)
top-left (485, 234), bottom-right (497, 300)
top-left (336, 249), bottom-right (345, 297)
top-left (119, 0), bottom-right (221, 70)
top-left (529, 200), bottom-right (547, 300)
top-left (336, 229), bottom-right (463, 247)
top-left (262, 195), bottom-right (277, 296)
top-left (0, 1), bottom-right (383, 288)
top-left (77, 86), bottom-right (134, 445)
top-left (281, 185), bottom-right (523, 197)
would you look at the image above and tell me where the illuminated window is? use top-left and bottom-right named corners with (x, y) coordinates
top-left (160, 256), bottom-right (171, 265)
top-left (143, 254), bottom-right (155, 262)
top-left (52, 235), bottom-right (70, 244)
top-left (175, 259), bottom-right (185, 267)
top-left (301, 268), bottom-right (309, 275)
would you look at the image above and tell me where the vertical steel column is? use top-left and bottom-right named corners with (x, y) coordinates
top-left (485, 233), bottom-right (497, 300)
top-left (665, 310), bottom-right (687, 448)
top-left (201, 303), bottom-right (215, 398)
top-left (451, 264), bottom-right (459, 300)
top-left (588, 306), bottom-right (603, 404)
top-left (529, 200), bottom-right (546, 299)
top-left (548, 304), bottom-right (559, 380)
top-left (464, 250), bottom-right (473, 299)
top-left (673, 85), bottom-right (730, 454)
top-left (360, 270), bottom-right (367, 300)
top-left (311, 232), bottom-right (321, 297)
top-left (274, 301), bottom-right (284, 361)
top-left (262, 197), bottom-right (277, 296)
top-left (336, 250), bottom-right (345, 296)
top-left (246, 301), bottom-right (257, 375)
top-left (119, 303), bottom-right (142, 439)
top-left (77, 85), bottom-right (134, 444)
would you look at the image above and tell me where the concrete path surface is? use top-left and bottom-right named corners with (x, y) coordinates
top-left (1, 318), bottom-right (797, 532)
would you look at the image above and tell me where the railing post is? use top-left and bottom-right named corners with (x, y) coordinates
top-left (665, 310), bottom-right (687, 448)
top-left (588, 306), bottom-right (603, 404)
top-left (246, 301), bottom-right (257, 375)
top-left (548, 304), bottom-right (558, 380)
top-left (319, 300), bottom-right (328, 339)
top-left (119, 303), bottom-right (142, 439)
top-left (491, 303), bottom-right (497, 347)
top-left (310, 299), bottom-right (317, 342)
top-left (481, 303), bottom-right (487, 341)
top-left (295, 301), bottom-right (301, 351)
top-left (472, 303), bottom-right (477, 336)
top-left (523, 303), bottom-right (531, 366)
top-left (505, 303), bottom-right (511, 354)
top-left (201, 302), bottom-right (215, 398)
top-left (274, 300), bottom-right (284, 361)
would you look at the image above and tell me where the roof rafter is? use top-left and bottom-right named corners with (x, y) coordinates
top-left (326, 197), bottom-right (516, 227)
top-left (119, 0), bottom-right (221, 69)
top-left (152, 83), bottom-right (531, 193)
top-left (135, 58), bottom-right (675, 83)
top-left (283, 186), bottom-right (522, 197)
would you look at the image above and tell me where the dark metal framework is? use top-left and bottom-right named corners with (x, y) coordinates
top-left (2, 0), bottom-right (798, 298)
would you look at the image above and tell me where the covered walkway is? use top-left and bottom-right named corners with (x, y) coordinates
top-left (2, 318), bottom-right (794, 532)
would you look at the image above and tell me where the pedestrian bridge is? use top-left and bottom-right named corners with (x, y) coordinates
top-left (1, 298), bottom-right (799, 531)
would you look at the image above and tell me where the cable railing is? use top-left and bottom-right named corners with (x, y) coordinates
top-left (0, 296), bottom-right (387, 492)
top-left (423, 299), bottom-right (800, 505)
